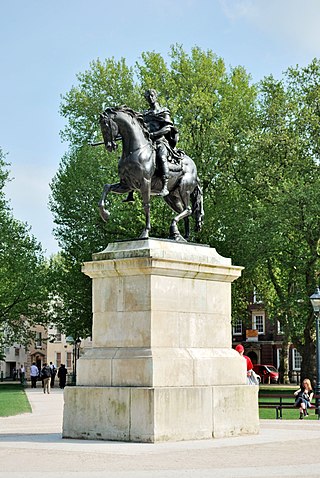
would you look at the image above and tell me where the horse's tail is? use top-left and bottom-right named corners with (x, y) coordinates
top-left (191, 179), bottom-right (204, 232)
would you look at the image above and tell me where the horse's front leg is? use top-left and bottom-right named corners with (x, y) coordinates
top-left (98, 183), bottom-right (112, 221)
top-left (98, 182), bottom-right (131, 222)
top-left (139, 179), bottom-right (151, 239)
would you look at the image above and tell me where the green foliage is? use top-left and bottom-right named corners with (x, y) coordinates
top-left (206, 62), bottom-right (320, 378)
top-left (60, 58), bottom-right (140, 146)
top-left (0, 148), bottom-right (50, 349)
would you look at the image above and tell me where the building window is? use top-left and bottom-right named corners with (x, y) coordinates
top-left (277, 320), bottom-right (284, 334)
top-left (253, 288), bottom-right (263, 304)
top-left (56, 352), bottom-right (61, 368)
top-left (276, 348), bottom-right (282, 369)
top-left (35, 332), bottom-right (42, 348)
top-left (292, 349), bottom-right (302, 370)
top-left (66, 352), bottom-right (72, 370)
top-left (15, 348), bottom-right (20, 356)
top-left (252, 313), bottom-right (265, 334)
top-left (232, 319), bottom-right (242, 335)
top-left (55, 330), bottom-right (62, 342)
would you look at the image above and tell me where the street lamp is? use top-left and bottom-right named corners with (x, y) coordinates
top-left (310, 286), bottom-right (320, 414)
top-left (74, 339), bottom-right (81, 383)
top-left (65, 336), bottom-right (81, 385)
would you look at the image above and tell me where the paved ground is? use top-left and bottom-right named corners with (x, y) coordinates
top-left (0, 387), bottom-right (320, 477)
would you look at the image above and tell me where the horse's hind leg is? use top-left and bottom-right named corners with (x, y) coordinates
top-left (139, 179), bottom-right (151, 239)
top-left (98, 182), bottom-right (131, 222)
top-left (170, 206), bottom-right (192, 241)
top-left (183, 216), bottom-right (190, 240)
top-left (165, 192), bottom-right (192, 241)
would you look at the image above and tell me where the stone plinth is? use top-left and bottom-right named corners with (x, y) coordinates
top-left (63, 239), bottom-right (259, 442)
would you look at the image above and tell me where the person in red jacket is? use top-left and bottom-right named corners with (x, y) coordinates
top-left (235, 344), bottom-right (254, 383)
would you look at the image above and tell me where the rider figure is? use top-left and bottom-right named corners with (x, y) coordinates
top-left (123, 89), bottom-right (179, 202)
top-left (143, 88), bottom-right (178, 197)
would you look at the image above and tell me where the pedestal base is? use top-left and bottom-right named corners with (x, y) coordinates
top-left (63, 239), bottom-right (259, 442)
top-left (63, 384), bottom-right (259, 442)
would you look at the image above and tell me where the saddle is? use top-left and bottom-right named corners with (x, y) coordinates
top-left (163, 141), bottom-right (184, 169)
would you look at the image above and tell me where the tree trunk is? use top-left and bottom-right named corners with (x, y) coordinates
top-left (279, 339), bottom-right (290, 384)
top-left (300, 327), bottom-right (316, 386)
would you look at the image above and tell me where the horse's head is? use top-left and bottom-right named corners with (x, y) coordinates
top-left (99, 110), bottom-right (119, 152)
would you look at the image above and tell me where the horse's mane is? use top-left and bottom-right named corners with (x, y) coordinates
top-left (104, 105), bottom-right (150, 140)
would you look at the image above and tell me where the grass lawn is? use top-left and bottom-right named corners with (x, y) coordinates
top-left (259, 385), bottom-right (320, 420)
top-left (0, 383), bottom-right (31, 417)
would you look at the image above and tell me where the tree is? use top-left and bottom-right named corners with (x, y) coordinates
top-left (205, 62), bottom-right (320, 380)
top-left (0, 148), bottom-right (49, 348)
top-left (257, 64), bottom-right (320, 380)
top-left (50, 46), bottom-right (257, 338)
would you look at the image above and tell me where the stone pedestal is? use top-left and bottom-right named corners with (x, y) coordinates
top-left (62, 239), bottom-right (259, 442)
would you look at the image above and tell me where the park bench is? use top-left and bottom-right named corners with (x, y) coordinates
top-left (259, 393), bottom-right (320, 419)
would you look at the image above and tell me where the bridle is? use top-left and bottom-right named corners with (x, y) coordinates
top-left (101, 112), bottom-right (118, 151)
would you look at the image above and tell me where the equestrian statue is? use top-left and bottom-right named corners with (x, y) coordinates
top-left (93, 89), bottom-right (204, 242)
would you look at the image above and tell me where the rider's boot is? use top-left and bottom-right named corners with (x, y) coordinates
top-left (123, 191), bottom-right (135, 202)
top-left (159, 175), bottom-right (169, 196)
top-left (158, 157), bottom-right (170, 196)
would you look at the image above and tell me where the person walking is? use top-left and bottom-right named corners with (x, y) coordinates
top-left (40, 363), bottom-right (51, 394)
top-left (30, 362), bottom-right (39, 388)
top-left (20, 364), bottom-right (25, 384)
top-left (49, 362), bottom-right (57, 388)
top-left (58, 364), bottom-right (68, 389)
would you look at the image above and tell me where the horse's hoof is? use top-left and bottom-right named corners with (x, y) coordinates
top-left (170, 234), bottom-right (187, 243)
top-left (139, 230), bottom-right (149, 239)
top-left (169, 225), bottom-right (187, 242)
top-left (99, 208), bottom-right (110, 222)
top-left (178, 235), bottom-right (187, 243)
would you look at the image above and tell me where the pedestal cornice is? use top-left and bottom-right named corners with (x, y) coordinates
top-left (83, 239), bottom-right (243, 283)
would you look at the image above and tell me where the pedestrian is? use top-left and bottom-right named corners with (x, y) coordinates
top-left (20, 364), bottom-right (25, 384)
top-left (49, 362), bottom-right (57, 388)
top-left (294, 378), bottom-right (314, 419)
top-left (30, 362), bottom-right (39, 388)
top-left (40, 363), bottom-right (51, 394)
top-left (235, 344), bottom-right (259, 385)
top-left (58, 364), bottom-right (68, 389)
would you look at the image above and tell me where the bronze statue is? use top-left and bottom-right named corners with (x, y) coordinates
top-left (95, 92), bottom-right (204, 242)
top-left (123, 89), bottom-right (179, 203)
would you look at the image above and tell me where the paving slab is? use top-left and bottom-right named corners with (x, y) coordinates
top-left (0, 387), bottom-right (320, 477)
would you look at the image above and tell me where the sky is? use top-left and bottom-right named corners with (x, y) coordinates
top-left (1, 0), bottom-right (320, 256)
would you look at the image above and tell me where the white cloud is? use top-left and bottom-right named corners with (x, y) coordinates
top-left (219, 0), bottom-right (258, 22)
top-left (219, 0), bottom-right (320, 54)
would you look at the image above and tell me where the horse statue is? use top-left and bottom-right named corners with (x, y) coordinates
top-left (97, 106), bottom-right (204, 241)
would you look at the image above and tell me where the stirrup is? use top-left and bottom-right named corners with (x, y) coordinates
top-left (158, 187), bottom-right (169, 197)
